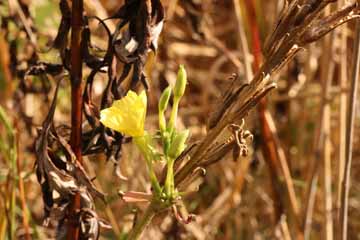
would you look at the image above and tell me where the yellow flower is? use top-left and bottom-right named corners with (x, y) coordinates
top-left (100, 90), bottom-right (147, 137)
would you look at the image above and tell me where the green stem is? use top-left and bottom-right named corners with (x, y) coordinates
top-left (146, 157), bottom-right (162, 195)
top-left (168, 99), bottom-right (179, 132)
top-left (128, 201), bottom-right (158, 240)
top-left (133, 136), bottom-right (162, 195)
top-left (164, 157), bottom-right (175, 197)
top-left (158, 109), bottom-right (166, 133)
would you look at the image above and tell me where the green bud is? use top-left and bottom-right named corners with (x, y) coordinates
top-left (168, 129), bottom-right (189, 159)
top-left (159, 86), bottom-right (172, 113)
top-left (174, 65), bottom-right (187, 99)
top-left (158, 87), bottom-right (172, 132)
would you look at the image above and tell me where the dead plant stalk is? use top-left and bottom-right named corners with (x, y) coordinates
top-left (339, 19), bottom-right (360, 240)
top-left (67, 0), bottom-right (84, 239)
top-left (242, 0), bottom-right (301, 234)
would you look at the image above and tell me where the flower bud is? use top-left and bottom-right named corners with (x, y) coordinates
top-left (174, 65), bottom-right (187, 99)
top-left (158, 86), bottom-right (172, 113)
top-left (168, 130), bottom-right (189, 159)
top-left (158, 87), bottom-right (172, 132)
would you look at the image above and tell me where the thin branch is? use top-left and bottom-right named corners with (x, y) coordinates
top-left (303, 28), bottom-right (336, 240)
top-left (320, 29), bottom-right (335, 240)
top-left (15, 122), bottom-right (31, 240)
top-left (233, 0), bottom-right (253, 82)
top-left (127, 201), bottom-right (158, 240)
top-left (336, 0), bottom-right (348, 220)
top-left (339, 19), bottom-right (360, 240)
top-left (242, 0), bottom-right (301, 232)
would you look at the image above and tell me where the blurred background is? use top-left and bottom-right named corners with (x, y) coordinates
top-left (0, 0), bottom-right (360, 239)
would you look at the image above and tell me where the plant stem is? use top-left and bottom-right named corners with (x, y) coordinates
top-left (233, 0), bottom-right (253, 83)
top-left (319, 28), bottom-right (335, 240)
top-left (15, 122), bottom-right (31, 240)
top-left (336, 0), bottom-right (348, 215)
top-left (147, 158), bottom-right (162, 195)
top-left (339, 20), bottom-right (360, 240)
top-left (67, 0), bottom-right (84, 239)
top-left (128, 201), bottom-right (158, 240)
top-left (242, 0), bottom-right (300, 231)
top-left (165, 158), bottom-right (175, 196)
top-left (133, 136), bottom-right (162, 194)
top-left (168, 99), bottom-right (179, 132)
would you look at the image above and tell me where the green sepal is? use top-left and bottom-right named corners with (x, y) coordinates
top-left (168, 129), bottom-right (189, 159)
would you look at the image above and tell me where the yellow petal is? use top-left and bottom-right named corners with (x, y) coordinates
top-left (100, 90), bottom-right (147, 137)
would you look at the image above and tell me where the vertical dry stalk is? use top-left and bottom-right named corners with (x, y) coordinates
top-left (15, 123), bottom-right (31, 240)
top-left (303, 171), bottom-right (318, 240)
top-left (336, 0), bottom-right (348, 217)
top-left (339, 20), bottom-right (360, 240)
top-left (242, 0), bottom-right (284, 221)
top-left (303, 31), bottom-right (336, 240)
top-left (67, 0), bottom-right (84, 239)
top-left (319, 30), bottom-right (335, 240)
top-left (264, 111), bottom-right (301, 218)
top-left (242, 0), bottom-right (300, 230)
top-left (233, 0), bottom-right (253, 82)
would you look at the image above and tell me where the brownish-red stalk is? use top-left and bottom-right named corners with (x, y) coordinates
top-left (242, 0), bottom-right (284, 221)
top-left (67, 0), bottom-right (84, 239)
top-left (242, 2), bottom-right (303, 238)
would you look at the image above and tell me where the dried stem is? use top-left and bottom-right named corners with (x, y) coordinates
top-left (243, 0), bottom-right (284, 221)
top-left (15, 123), bottom-right (31, 240)
top-left (242, 0), bottom-right (300, 232)
top-left (339, 19), bottom-right (360, 240)
top-left (67, 0), bottom-right (84, 239)
top-left (336, 0), bottom-right (348, 219)
top-left (303, 169), bottom-right (318, 240)
top-left (128, 201), bottom-right (159, 240)
top-left (320, 29), bottom-right (335, 240)
top-left (303, 24), bottom-right (335, 240)
top-left (8, 0), bottom-right (37, 45)
top-left (233, 0), bottom-right (253, 82)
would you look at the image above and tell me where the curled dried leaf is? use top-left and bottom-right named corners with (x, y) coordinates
top-left (35, 79), bottom-right (105, 228)
top-left (79, 208), bottom-right (112, 240)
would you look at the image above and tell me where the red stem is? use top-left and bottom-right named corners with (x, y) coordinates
top-left (67, 0), bottom-right (84, 239)
top-left (243, 0), bottom-right (284, 221)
